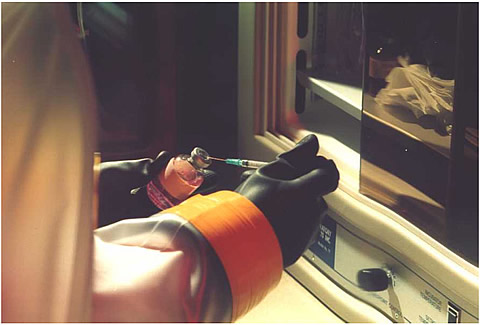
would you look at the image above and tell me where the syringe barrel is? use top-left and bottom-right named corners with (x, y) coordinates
top-left (224, 158), bottom-right (269, 168)
top-left (243, 160), bottom-right (268, 169)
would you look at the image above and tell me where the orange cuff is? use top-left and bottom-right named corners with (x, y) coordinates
top-left (164, 191), bottom-right (283, 321)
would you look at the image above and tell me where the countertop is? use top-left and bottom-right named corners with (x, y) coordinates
top-left (236, 271), bottom-right (343, 323)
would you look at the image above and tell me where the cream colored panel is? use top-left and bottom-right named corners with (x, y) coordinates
top-left (288, 258), bottom-right (392, 323)
top-left (335, 226), bottom-right (456, 323)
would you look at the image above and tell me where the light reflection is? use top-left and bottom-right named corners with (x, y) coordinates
top-left (82, 3), bottom-right (129, 48)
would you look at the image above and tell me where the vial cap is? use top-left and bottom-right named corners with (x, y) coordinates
top-left (191, 147), bottom-right (211, 169)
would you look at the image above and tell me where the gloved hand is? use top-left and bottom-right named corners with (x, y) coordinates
top-left (235, 134), bottom-right (339, 267)
top-left (98, 151), bottom-right (218, 227)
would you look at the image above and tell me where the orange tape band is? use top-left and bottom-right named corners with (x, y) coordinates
top-left (165, 191), bottom-right (283, 321)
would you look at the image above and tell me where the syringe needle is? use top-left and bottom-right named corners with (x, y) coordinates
top-left (208, 156), bottom-right (268, 169)
top-left (207, 156), bottom-right (226, 162)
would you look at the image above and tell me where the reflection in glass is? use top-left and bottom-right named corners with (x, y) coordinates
top-left (311, 3), bottom-right (363, 89)
top-left (360, 3), bottom-right (478, 264)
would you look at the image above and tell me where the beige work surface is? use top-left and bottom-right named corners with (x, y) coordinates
top-left (236, 271), bottom-right (344, 323)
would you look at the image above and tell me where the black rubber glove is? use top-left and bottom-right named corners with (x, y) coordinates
top-left (235, 134), bottom-right (339, 267)
top-left (98, 151), bottom-right (218, 227)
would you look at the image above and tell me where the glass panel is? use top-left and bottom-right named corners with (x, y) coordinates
top-left (360, 3), bottom-right (477, 264)
top-left (295, 3), bottom-right (364, 160)
top-left (312, 3), bottom-right (364, 89)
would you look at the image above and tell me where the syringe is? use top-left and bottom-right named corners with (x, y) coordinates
top-left (208, 156), bottom-right (269, 169)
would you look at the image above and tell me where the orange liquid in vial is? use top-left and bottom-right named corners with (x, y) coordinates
top-left (159, 157), bottom-right (204, 201)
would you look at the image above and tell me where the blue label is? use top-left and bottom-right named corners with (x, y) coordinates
top-left (309, 214), bottom-right (336, 269)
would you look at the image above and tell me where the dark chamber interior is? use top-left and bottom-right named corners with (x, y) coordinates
top-left (359, 3), bottom-right (478, 265)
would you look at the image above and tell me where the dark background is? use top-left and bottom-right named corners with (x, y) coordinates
top-left (71, 3), bottom-right (240, 190)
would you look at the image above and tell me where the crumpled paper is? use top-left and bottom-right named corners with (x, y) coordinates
top-left (375, 63), bottom-right (455, 119)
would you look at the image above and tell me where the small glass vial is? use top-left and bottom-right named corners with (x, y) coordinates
top-left (147, 147), bottom-right (211, 210)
